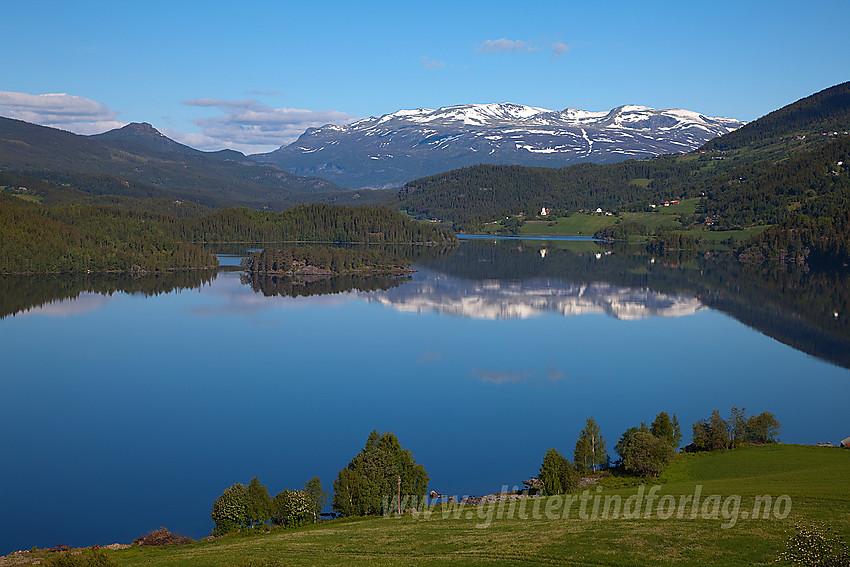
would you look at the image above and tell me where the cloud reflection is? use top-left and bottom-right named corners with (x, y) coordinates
top-left (18, 293), bottom-right (112, 317)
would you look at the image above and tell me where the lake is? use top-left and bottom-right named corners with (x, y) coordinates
top-left (1, 237), bottom-right (848, 554)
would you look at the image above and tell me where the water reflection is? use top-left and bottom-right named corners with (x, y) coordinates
top-left (413, 239), bottom-right (850, 369)
top-left (2, 239), bottom-right (848, 369)
top-left (241, 272), bottom-right (410, 298)
top-left (365, 274), bottom-right (704, 320)
top-left (0, 271), bottom-right (215, 319)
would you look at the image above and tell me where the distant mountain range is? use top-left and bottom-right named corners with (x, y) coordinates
top-left (253, 103), bottom-right (745, 189)
top-left (0, 118), bottom-right (380, 209)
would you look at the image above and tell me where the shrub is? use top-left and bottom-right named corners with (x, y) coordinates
top-left (133, 527), bottom-right (192, 546)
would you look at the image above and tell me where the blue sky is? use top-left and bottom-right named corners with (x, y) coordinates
top-left (2, 0), bottom-right (848, 154)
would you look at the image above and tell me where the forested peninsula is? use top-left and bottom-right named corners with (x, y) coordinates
top-left (0, 198), bottom-right (456, 275)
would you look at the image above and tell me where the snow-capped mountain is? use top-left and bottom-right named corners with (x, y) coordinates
top-left (253, 103), bottom-right (744, 190)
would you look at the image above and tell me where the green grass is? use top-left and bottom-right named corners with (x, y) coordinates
top-left (518, 199), bottom-right (703, 237)
top-left (515, 198), bottom-right (770, 250)
top-left (12, 445), bottom-right (841, 567)
top-left (1, 187), bottom-right (43, 203)
top-left (9, 193), bottom-right (43, 203)
top-left (620, 211), bottom-right (682, 232)
top-left (518, 214), bottom-right (615, 235)
top-left (657, 198), bottom-right (700, 215)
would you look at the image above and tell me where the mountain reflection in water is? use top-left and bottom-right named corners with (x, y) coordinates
top-left (2, 239), bottom-right (848, 369)
top-left (364, 274), bottom-right (704, 320)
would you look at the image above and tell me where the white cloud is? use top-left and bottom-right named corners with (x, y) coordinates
top-left (0, 90), bottom-right (124, 134)
top-left (476, 39), bottom-right (573, 60)
top-left (420, 56), bottom-right (445, 70)
top-left (476, 38), bottom-right (535, 53)
top-left (0, 90), bottom-right (354, 154)
top-left (551, 42), bottom-right (571, 58)
top-left (177, 98), bottom-right (356, 154)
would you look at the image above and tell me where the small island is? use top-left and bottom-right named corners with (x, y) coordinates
top-left (241, 246), bottom-right (415, 278)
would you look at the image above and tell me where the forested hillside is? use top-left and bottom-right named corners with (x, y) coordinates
top-left (398, 160), bottom-right (694, 228)
top-left (171, 204), bottom-right (457, 244)
top-left (0, 199), bottom-right (456, 274)
top-left (702, 81), bottom-right (850, 150)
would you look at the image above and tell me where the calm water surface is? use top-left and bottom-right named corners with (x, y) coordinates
top-left (1, 239), bottom-right (848, 553)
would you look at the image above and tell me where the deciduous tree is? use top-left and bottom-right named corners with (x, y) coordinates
top-left (574, 417), bottom-right (607, 473)
top-left (617, 431), bottom-right (675, 477)
top-left (304, 476), bottom-right (328, 523)
top-left (331, 430), bottom-right (429, 517)
top-left (747, 411), bottom-right (781, 444)
top-left (210, 482), bottom-right (248, 535)
top-left (245, 476), bottom-right (273, 528)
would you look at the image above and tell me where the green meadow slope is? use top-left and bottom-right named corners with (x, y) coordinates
top-left (23, 444), bottom-right (842, 567)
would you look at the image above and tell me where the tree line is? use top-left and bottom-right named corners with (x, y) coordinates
top-left (210, 476), bottom-right (328, 535)
top-left (170, 204), bottom-right (457, 245)
top-left (209, 410), bottom-right (780, 538)
top-left (210, 430), bottom-right (429, 536)
top-left (0, 197), bottom-right (456, 275)
top-left (536, 408), bottom-right (780, 496)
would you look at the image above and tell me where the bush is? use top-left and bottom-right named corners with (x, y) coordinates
top-left (133, 527), bottom-right (192, 546)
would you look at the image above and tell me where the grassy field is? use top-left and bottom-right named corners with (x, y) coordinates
top-left (518, 215), bottom-right (615, 236)
top-left (14, 444), bottom-right (847, 567)
top-left (515, 198), bottom-right (769, 246)
top-left (677, 226), bottom-right (771, 243)
top-left (519, 199), bottom-right (700, 237)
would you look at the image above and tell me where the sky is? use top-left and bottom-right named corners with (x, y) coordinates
top-left (2, 0), bottom-right (849, 155)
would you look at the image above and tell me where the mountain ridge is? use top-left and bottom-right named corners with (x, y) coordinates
top-left (0, 117), bottom-right (357, 209)
top-left (253, 102), bottom-right (745, 189)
